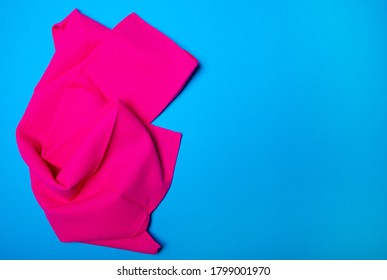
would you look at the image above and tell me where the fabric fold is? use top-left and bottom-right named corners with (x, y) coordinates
top-left (16, 9), bottom-right (198, 254)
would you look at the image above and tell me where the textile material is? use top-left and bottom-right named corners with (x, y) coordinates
top-left (16, 9), bottom-right (198, 254)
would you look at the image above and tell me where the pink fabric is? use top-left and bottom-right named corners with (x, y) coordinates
top-left (16, 9), bottom-right (198, 254)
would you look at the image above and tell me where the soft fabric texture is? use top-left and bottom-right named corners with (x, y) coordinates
top-left (16, 9), bottom-right (198, 254)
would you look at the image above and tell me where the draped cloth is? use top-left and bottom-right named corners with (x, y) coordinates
top-left (16, 9), bottom-right (198, 254)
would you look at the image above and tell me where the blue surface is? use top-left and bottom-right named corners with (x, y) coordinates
top-left (1, 0), bottom-right (387, 259)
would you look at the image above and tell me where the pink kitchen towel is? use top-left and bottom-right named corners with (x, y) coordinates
top-left (16, 9), bottom-right (198, 254)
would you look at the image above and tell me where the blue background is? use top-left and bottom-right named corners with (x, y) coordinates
top-left (1, 0), bottom-right (387, 259)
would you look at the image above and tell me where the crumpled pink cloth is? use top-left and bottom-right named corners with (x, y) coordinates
top-left (16, 9), bottom-right (198, 254)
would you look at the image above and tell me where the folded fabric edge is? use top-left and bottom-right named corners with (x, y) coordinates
top-left (112, 11), bottom-right (199, 123)
top-left (131, 12), bottom-right (199, 123)
top-left (146, 125), bottom-right (182, 212)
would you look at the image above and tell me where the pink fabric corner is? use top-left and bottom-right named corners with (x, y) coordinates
top-left (16, 9), bottom-right (198, 254)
